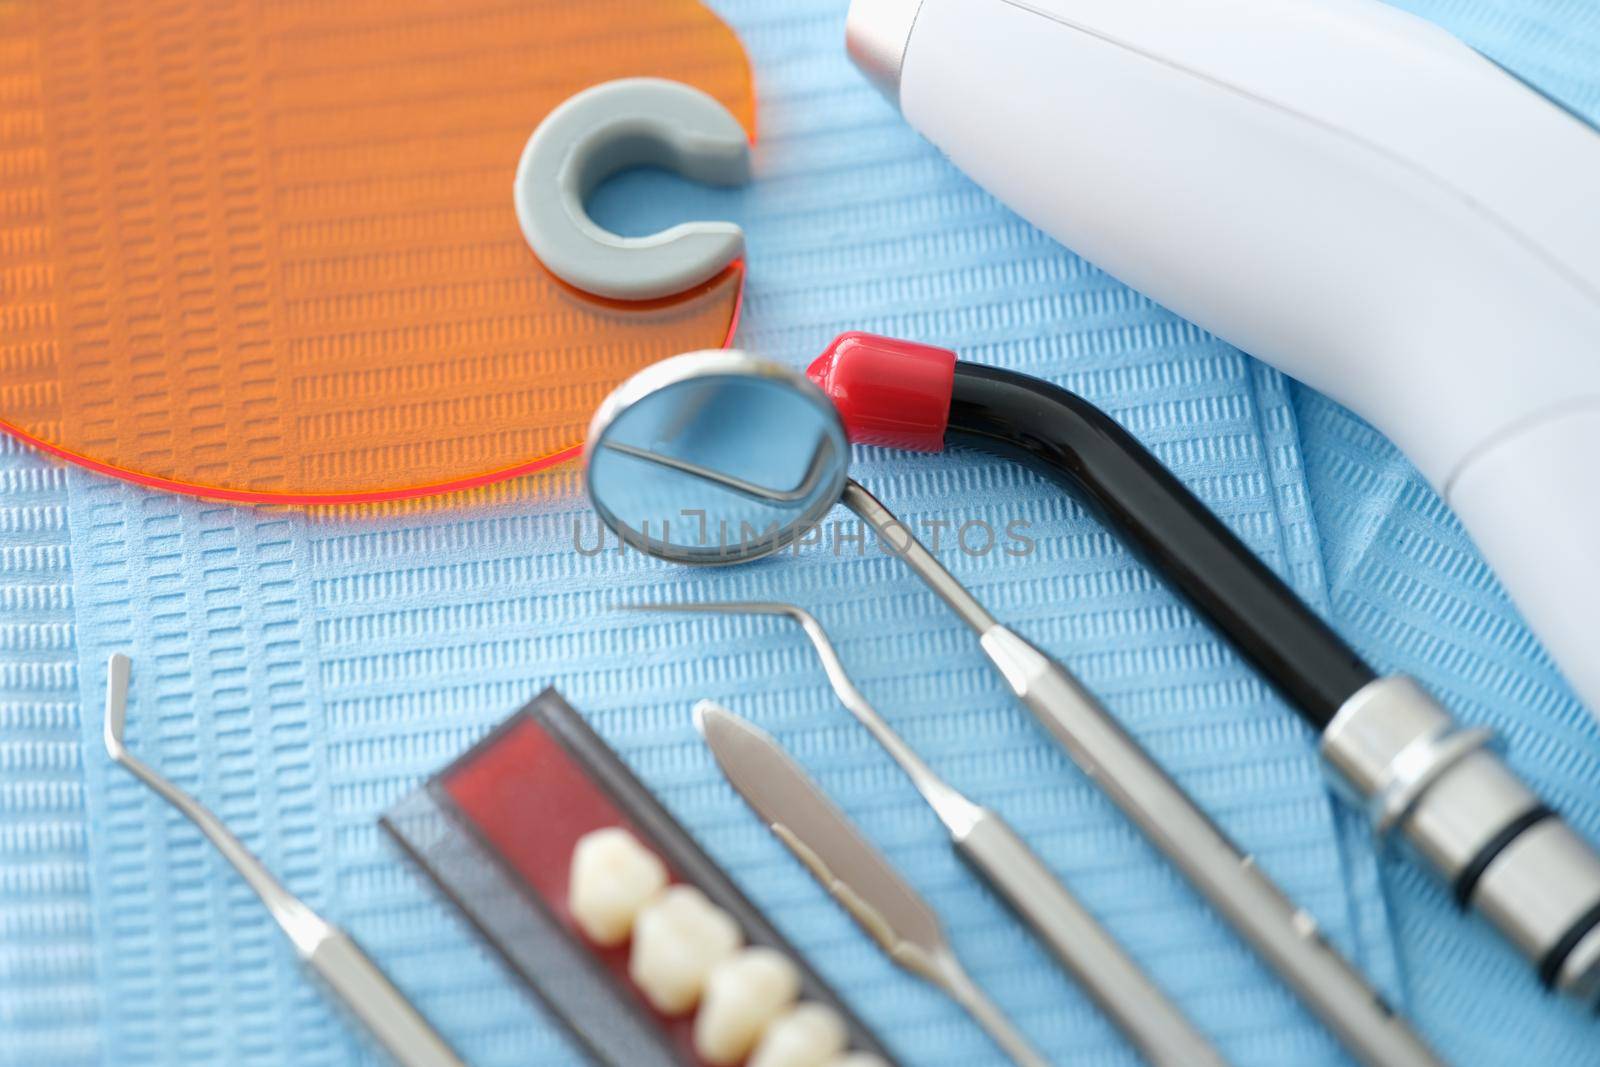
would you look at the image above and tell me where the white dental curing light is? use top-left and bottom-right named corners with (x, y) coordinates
top-left (847, 0), bottom-right (1600, 1010)
top-left (847, 0), bottom-right (1600, 721)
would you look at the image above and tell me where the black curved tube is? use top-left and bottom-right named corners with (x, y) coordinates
top-left (946, 362), bottom-right (1371, 729)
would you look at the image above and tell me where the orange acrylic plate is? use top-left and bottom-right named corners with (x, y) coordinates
top-left (0, 0), bottom-right (753, 503)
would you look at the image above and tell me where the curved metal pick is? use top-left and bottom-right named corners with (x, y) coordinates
top-left (514, 77), bottom-right (751, 302)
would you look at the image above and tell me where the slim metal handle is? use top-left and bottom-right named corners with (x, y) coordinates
top-left (927, 949), bottom-right (1053, 1067)
top-left (842, 482), bottom-right (1443, 1065)
top-left (955, 810), bottom-right (1227, 1067)
top-left (105, 655), bottom-right (466, 1067)
top-left (664, 604), bottom-right (1206, 1066)
top-left (305, 931), bottom-right (467, 1067)
top-left (980, 626), bottom-right (1444, 1067)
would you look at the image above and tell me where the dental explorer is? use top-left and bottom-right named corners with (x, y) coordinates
top-left (102, 654), bottom-right (466, 1067)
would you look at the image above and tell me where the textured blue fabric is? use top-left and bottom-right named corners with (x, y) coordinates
top-left (0, 2), bottom-right (1596, 1066)
top-left (0, 435), bottom-right (98, 1067)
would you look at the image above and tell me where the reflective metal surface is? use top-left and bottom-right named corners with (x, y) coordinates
top-left (585, 351), bottom-right (850, 563)
top-left (1323, 675), bottom-right (1600, 1002)
top-left (646, 600), bottom-right (1224, 1065)
top-left (588, 355), bottom-right (1444, 1063)
top-left (695, 701), bottom-right (1050, 1067)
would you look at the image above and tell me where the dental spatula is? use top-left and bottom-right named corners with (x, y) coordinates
top-left (102, 653), bottom-right (466, 1067)
top-left (645, 603), bottom-right (1224, 1067)
top-left (694, 700), bottom-right (1052, 1067)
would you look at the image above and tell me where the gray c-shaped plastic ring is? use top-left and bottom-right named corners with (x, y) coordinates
top-left (513, 77), bottom-right (751, 302)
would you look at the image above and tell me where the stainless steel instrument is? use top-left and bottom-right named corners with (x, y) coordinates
top-left (695, 700), bottom-right (1050, 1067)
top-left (102, 654), bottom-right (466, 1067)
top-left (644, 600), bottom-right (1223, 1067)
top-left (583, 349), bottom-right (1445, 1067)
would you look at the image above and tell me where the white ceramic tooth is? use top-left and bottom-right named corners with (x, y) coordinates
top-left (693, 946), bottom-right (803, 1065)
top-left (747, 1003), bottom-right (848, 1067)
top-left (629, 885), bottom-right (743, 1014)
top-left (568, 827), bottom-right (670, 947)
top-left (827, 1056), bottom-right (889, 1067)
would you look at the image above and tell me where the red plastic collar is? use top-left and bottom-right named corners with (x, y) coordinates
top-left (807, 332), bottom-right (956, 453)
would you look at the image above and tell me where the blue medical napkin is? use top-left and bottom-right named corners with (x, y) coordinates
top-left (3, 1), bottom-right (1597, 1066)
top-left (0, 436), bottom-right (98, 1067)
top-left (46, 3), bottom-right (1393, 1064)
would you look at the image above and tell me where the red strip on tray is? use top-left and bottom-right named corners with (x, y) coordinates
top-left (441, 716), bottom-right (702, 1065)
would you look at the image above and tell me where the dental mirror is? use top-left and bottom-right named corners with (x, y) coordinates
top-left (585, 350), bottom-right (995, 630)
top-left (584, 351), bottom-right (852, 563)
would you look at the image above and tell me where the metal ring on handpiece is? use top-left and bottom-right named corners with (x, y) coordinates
top-left (513, 77), bottom-right (751, 301)
top-left (1323, 675), bottom-right (1600, 1003)
top-left (1369, 723), bottom-right (1497, 834)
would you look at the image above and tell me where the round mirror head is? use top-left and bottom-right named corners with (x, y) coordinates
top-left (585, 351), bottom-right (851, 564)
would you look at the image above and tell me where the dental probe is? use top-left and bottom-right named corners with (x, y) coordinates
top-left (102, 654), bottom-right (466, 1067)
top-left (636, 601), bottom-right (1226, 1067)
top-left (839, 482), bottom-right (1444, 1067)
